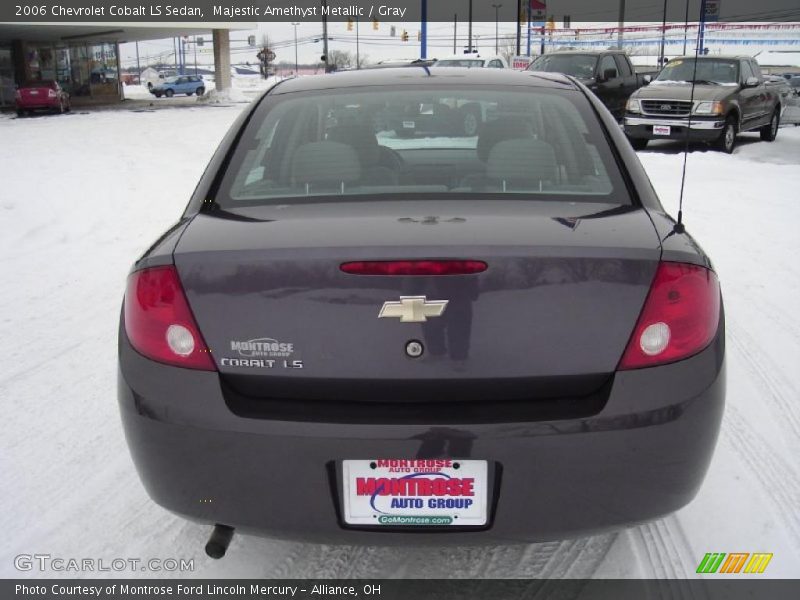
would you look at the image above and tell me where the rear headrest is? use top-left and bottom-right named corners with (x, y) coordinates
top-left (327, 126), bottom-right (380, 167)
top-left (476, 118), bottom-right (533, 162)
top-left (486, 139), bottom-right (557, 185)
top-left (291, 141), bottom-right (361, 186)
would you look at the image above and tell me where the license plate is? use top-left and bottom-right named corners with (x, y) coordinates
top-left (342, 459), bottom-right (488, 526)
top-left (653, 125), bottom-right (671, 136)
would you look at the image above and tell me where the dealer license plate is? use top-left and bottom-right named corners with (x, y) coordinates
top-left (653, 125), bottom-right (671, 136)
top-left (342, 459), bottom-right (488, 526)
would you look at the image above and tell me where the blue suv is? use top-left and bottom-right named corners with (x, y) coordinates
top-left (150, 75), bottom-right (205, 98)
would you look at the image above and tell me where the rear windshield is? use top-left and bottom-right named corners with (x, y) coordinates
top-left (216, 85), bottom-right (628, 207)
top-left (528, 55), bottom-right (598, 79)
top-left (435, 59), bottom-right (485, 68)
top-left (23, 80), bottom-right (56, 88)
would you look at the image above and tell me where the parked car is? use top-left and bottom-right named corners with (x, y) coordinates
top-left (764, 75), bottom-right (800, 125)
top-left (149, 75), bottom-right (205, 98)
top-left (119, 68), bottom-right (725, 553)
top-left (15, 80), bottom-right (70, 116)
top-left (432, 54), bottom-right (508, 69)
top-left (624, 56), bottom-right (783, 152)
top-left (527, 51), bottom-right (655, 119)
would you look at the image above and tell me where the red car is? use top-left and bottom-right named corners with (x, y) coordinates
top-left (15, 80), bottom-right (71, 116)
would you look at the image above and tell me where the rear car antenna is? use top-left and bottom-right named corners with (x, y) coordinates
top-left (674, 9), bottom-right (706, 235)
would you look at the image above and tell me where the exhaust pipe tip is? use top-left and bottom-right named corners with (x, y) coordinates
top-left (205, 524), bottom-right (235, 559)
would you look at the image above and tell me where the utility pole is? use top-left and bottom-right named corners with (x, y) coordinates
top-left (492, 4), bottom-right (502, 54)
top-left (322, 0), bottom-right (330, 72)
top-left (515, 0), bottom-right (521, 55)
top-left (453, 13), bottom-right (458, 54)
top-left (468, 0), bottom-right (473, 53)
top-left (617, 0), bottom-right (626, 49)
top-left (291, 22), bottom-right (299, 73)
top-left (135, 41), bottom-right (141, 81)
top-left (193, 36), bottom-right (198, 75)
top-left (356, 15), bottom-right (360, 68)
top-left (420, 0), bottom-right (427, 60)
top-left (683, 0), bottom-right (690, 55)
top-left (659, 0), bottom-right (668, 67)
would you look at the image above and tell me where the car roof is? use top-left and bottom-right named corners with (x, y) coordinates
top-left (269, 68), bottom-right (576, 95)
top-left (434, 54), bottom-right (503, 61)
top-left (668, 55), bottom-right (753, 61)
top-left (540, 50), bottom-right (623, 55)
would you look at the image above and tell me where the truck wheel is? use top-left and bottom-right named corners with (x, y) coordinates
top-left (16, 110), bottom-right (24, 117)
top-left (165, 89), bottom-right (174, 98)
top-left (628, 137), bottom-right (648, 150)
top-left (154, 92), bottom-right (162, 98)
top-left (760, 109), bottom-right (779, 142)
top-left (461, 106), bottom-right (481, 136)
top-left (196, 86), bottom-right (205, 96)
top-left (716, 117), bottom-right (737, 154)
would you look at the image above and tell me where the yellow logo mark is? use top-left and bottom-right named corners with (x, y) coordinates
top-left (744, 553), bottom-right (773, 574)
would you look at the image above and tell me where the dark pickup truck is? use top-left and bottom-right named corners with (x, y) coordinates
top-left (527, 50), bottom-right (654, 118)
top-left (624, 55), bottom-right (782, 152)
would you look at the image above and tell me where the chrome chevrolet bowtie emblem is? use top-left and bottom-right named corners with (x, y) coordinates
top-left (378, 296), bottom-right (448, 323)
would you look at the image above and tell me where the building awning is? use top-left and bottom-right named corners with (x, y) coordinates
top-left (0, 22), bottom-right (254, 43)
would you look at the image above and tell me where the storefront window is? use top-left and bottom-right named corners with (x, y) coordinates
top-left (88, 42), bottom-right (119, 97)
top-left (69, 44), bottom-right (90, 96)
top-left (27, 44), bottom-right (55, 81)
top-left (55, 46), bottom-right (70, 89)
top-left (0, 43), bottom-right (13, 107)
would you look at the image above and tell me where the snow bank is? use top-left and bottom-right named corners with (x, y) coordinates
top-left (197, 86), bottom-right (249, 104)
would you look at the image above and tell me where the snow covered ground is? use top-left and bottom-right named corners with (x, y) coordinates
top-left (122, 75), bottom-right (284, 102)
top-left (1, 104), bottom-right (799, 579)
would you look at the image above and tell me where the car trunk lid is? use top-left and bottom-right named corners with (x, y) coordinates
top-left (174, 200), bottom-right (661, 399)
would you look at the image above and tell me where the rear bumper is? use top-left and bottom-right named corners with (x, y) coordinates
top-left (118, 318), bottom-right (725, 545)
top-left (16, 99), bottom-right (59, 110)
top-left (624, 116), bottom-right (725, 142)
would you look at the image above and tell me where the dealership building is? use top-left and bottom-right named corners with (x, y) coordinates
top-left (0, 22), bottom-right (252, 109)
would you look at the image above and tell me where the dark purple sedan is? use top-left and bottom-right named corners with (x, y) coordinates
top-left (118, 68), bottom-right (725, 556)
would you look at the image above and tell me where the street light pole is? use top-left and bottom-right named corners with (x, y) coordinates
top-left (492, 4), bottom-right (502, 55)
top-left (291, 22), bottom-right (299, 74)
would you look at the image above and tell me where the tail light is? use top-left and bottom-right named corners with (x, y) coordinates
top-left (15, 89), bottom-right (21, 99)
top-left (48, 89), bottom-right (57, 98)
top-left (341, 260), bottom-right (487, 276)
top-left (619, 262), bottom-right (720, 370)
top-left (124, 266), bottom-right (216, 370)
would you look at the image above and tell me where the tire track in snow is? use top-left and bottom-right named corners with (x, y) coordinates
top-left (253, 534), bottom-right (617, 578)
top-left (630, 517), bottom-right (707, 600)
top-left (723, 405), bottom-right (800, 543)
top-left (727, 324), bottom-right (800, 440)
